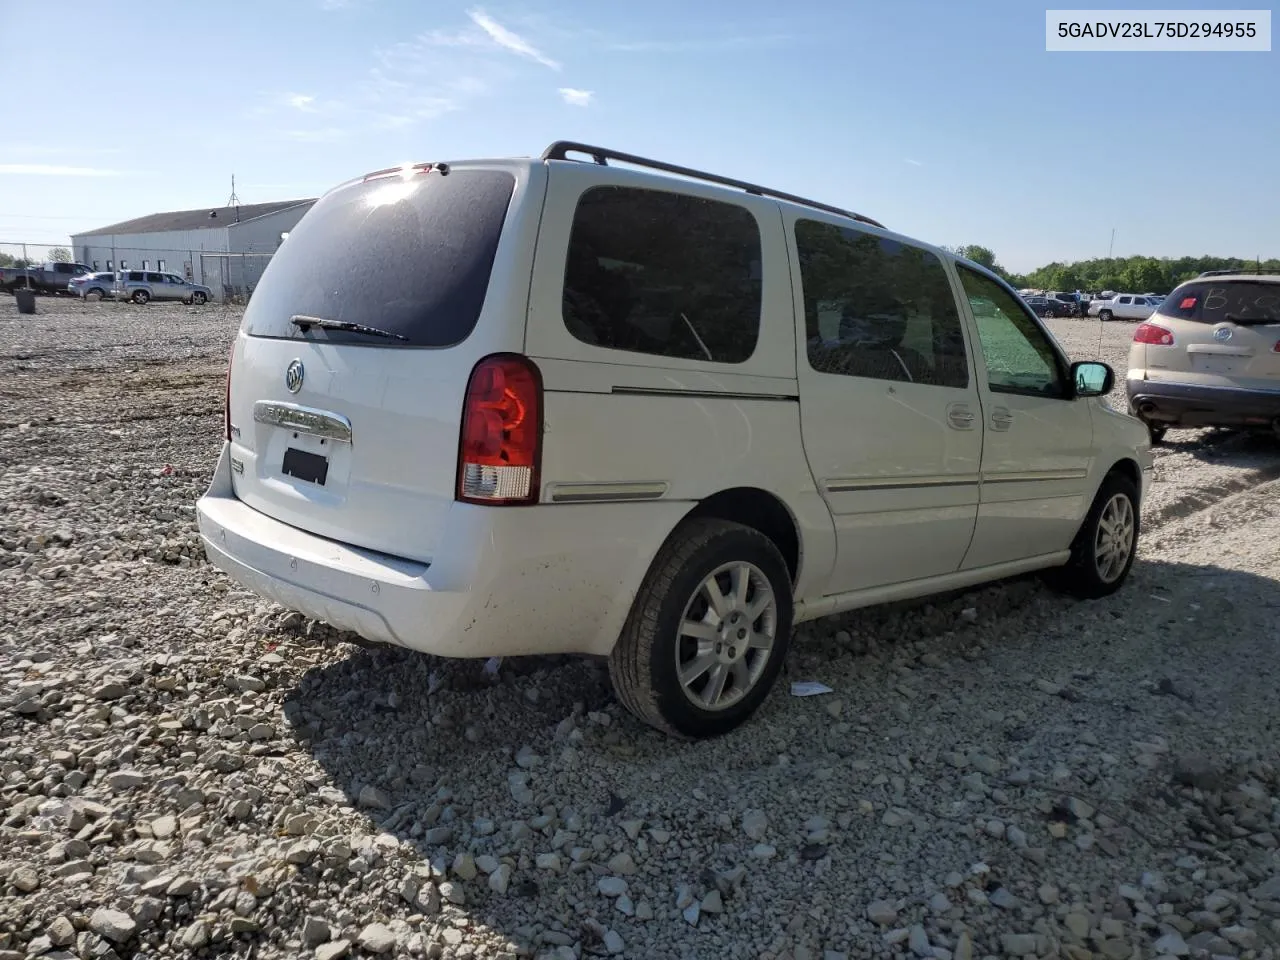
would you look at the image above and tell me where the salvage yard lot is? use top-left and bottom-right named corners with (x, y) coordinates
top-left (2, 300), bottom-right (1280, 960)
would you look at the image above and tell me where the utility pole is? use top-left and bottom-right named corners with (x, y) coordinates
top-left (1107, 228), bottom-right (1115, 260)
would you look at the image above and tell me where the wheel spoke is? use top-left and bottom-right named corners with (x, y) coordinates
top-left (679, 652), bottom-right (717, 688)
top-left (680, 619), bottom-right (717, 642)
top-left (731, 659), bottom-right (751, 692)
top-left (745, 590), bottom-right (773, 624)
top-left (730, 564), bottom-right (750, 607)
top-left (702, 577), bottom-right (730, 619)
top-left (747, 627), bottom-right (773, 651)
top-left (701, 663), bottom-right (729, 706)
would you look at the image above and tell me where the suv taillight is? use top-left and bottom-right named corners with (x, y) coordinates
top-left (224, 343), bottom-right (234, 442)
top-left (457, 354), bottom-right (543, 505)
top-left (1133, 322), bottom-right (1174, 346)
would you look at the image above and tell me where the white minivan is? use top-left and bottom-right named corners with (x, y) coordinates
top-left (196, 142), bottom-right (1152, 738)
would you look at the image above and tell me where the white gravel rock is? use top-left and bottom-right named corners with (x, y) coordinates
top-left (0, 306), bottom-right (1278, 960)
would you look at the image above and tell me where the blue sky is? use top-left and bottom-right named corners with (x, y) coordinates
top-left (0, 0), bottom-right (1275, 272)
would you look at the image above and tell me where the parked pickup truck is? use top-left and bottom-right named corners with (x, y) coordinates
top-left (1088, 294), bottom-right (1158, 322)
top-left (1, 261), bottom-right (92, 294)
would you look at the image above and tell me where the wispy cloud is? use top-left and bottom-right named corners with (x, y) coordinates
top-left (467, 9), bottom-right (561, 70)
top-left (0, 164), bottom-right (123, 177)
top-left (285, 93), bottom-right (317, 112)
top-left (904, 158), bottom-right (923, 167)
top-left (558, 87), bottom-right (593, 107)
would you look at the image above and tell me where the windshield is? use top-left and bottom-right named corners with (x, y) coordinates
top-left (242, 168), bottom-right (516, 347)
top-left (1157, 280), bottom-right (1280, 324)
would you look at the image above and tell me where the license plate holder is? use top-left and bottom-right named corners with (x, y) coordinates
top-left (1190, 355), bottom-right (1239, 375)
top-left (282, 447), bottom-right (329, 485)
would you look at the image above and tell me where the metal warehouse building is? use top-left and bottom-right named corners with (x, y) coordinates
top-left (71, 199), bottom-right (316, 301)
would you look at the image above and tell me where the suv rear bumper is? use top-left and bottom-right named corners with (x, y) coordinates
top-left (1126, 378), bottom-right (1280, 427)
top-left (196, 444), bottom-right (688, 658)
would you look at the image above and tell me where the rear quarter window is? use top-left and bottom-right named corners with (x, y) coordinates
top-left (561, 185), bottom-right (762, 364)
top-left (1158, 281), bottom-right (1280, 324)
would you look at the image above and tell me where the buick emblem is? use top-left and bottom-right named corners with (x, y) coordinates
top-left (1213, 327), bottom-right (1232, 342)
top-left (285, 359), bottom-right (305, 393)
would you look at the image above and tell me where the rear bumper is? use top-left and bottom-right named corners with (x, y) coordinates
top-left (1126, 377), bottom-right (1280, 427)
top-left (195, 444), bottom-right (690, 658)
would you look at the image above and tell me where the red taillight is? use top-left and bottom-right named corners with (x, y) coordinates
top-left (1133, 322), bottom-right (1174, 346)
top-left (1273, 340), bottom-right (1280, 353)
top-left (457, 354), bottom-right (543, 505)
top-left (224, 343), bottom-right (234, 442)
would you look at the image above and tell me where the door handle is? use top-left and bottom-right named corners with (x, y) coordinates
top-left (946, 403), bottom-right (976, 430)
top-left (990, 407), bottom-right (1014, 431)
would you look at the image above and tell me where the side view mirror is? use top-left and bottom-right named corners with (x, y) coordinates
top-left (1071, 360), bottom-right (1114, 398)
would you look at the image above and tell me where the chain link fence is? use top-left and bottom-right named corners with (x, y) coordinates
top-left (198, 253), bottom-right (276, 304)
top-left (2, 242), bottom-right (279, 302)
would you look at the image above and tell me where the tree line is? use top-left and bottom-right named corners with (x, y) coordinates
top-left (944, 245), bottom-right (1279, 295)
top-left (0, 248), bottom-right (72, 268)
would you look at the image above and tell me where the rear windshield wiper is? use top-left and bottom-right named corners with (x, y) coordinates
top-left (1223, 313), bottom-right (1280, 327)
top-left (290, 314), bottom-right (409, 341)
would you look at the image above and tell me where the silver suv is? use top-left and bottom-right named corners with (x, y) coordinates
top-left (114, 270), bottom-right (211, 305)
top-left (1126, 270), bottom-right (1280, 443)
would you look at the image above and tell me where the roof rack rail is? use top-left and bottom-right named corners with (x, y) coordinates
top-left (1197, 268), bottom-right (1280, 278)
top-left (540, 140), bottom-right (886, 229)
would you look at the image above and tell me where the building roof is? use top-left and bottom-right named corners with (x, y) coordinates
top-left (74, 199), bottom-right (316, 238)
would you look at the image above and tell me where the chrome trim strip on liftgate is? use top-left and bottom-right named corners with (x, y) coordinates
top-left (253, 401), bottom-right (353, 443)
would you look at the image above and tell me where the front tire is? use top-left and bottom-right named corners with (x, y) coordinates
top-left (608, 518), bottom-right (794, 739)
top-left (131, 290), bottom-right (150, 304)
top-left (1046, 472), bottom-right (1140, 599)
top-left (192, 291), bottom-right (207, 305)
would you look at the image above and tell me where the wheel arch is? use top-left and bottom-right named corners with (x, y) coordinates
top-left (1106, 456), bottom-right (1142, 495)
top-left (680, 486), bottom-right (802, 586)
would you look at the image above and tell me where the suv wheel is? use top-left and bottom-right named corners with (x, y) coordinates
top-left (192, 291), bottom-right (207, 305)
top-left (131, 290), bottom-right (150, 305)
top-left (1098, 309), bottom-right (1113, 322)
top-left (1046, 471), bottom-right (1139, 599)
top-left (608, 518), bottom-right (794, 739)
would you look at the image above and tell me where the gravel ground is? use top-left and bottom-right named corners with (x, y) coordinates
top-left (2, 299), bottom-right (1279, 960)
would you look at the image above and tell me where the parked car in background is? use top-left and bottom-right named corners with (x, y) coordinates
top-left (1045, 291), bottom-right (1082, 317)
top-left (1089, 294), bottom-right (1157, 322)
top-left (1, 261), bottom-right (92, 294)
top-left (195, 140), bottom-right (1151, 739)
top-left (68, 271), bottom-right (117, 300)
top-left (1023, 295), bottom-right (1066, 318)
top-left (1126, 270), bottom-right (1280, 444)
top-left (114, 270), bottom-right (211, 305)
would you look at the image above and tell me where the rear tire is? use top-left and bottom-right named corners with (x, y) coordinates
top-left (608, 518), bottom-right (794, 739)
top-left (1046, 472), bottom-right (1140, 599)
top-left (131, 290), bottom-right (150, 305)
top-left (1099, 309), bottom-right (1113, 322)
top-left (1147, 423), bottom-right (1167, 445)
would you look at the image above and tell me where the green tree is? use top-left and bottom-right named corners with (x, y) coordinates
top-left (49, 247), bottom-right (72, 262)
